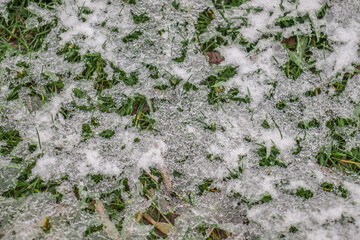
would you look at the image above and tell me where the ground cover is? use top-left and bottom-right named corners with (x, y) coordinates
top-left (0, 0), bottom-right (360, 239)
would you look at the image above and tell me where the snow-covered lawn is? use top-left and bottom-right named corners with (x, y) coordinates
top-left (0, 0), bottom-right (359, 239)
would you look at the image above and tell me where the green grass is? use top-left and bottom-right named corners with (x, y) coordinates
top-left (124, 0), bottom-right (136, 4)
top-left (292, 137), bottom-right (303, 155)
top-left (331, 66), bottom-right (360, 95)
top-left (122, 30), bottom-right (143, 43)
top-left (144, 63), bottom-right (160, 79)
top-left (295, 187), bottom-right (313, 200)
top-left (275, 13), bottom-right (309, 28)
top-left (99, 129), bottom-right (115, 139)
top-left (0, 1), bottom-right (358, 238)
top-left (257, 144), bottom-right (286, 168)
top-left (83, 224), bottom-right (103, 237)
top-left (212, 0), bottom-right (248, 9)
top-left (320, 182), bottom-right (348, 198)
top-left (222, 155), bottom-right (244, 181)
top-left (305, 88), bottom-right (321, 97)
top-left (131, 10), bottom-right (150, 24)
top-left (315, 115), bottom-right (360, 175)
top-left (183, 81), bottom-right (198, 92)
top-left (117, 94), bottom-right (156, 131)
top-left (275, 101), bottom-right (286, 110)
top-left (81, 123), bottom-right (93, 140)
top-left (77, 52), bottom-right (118, 92)
top-left (195, 8), bottom-right (215, 35)
top-left (97, 95), bottom-right (117, 113)
top-left (2, 160), bottom-right (63, 202)
top-left (139, 168), bottom-right (162, 197)
top-left (57, 43), bottom-right (82, 63)
top-left (316, 2), bottom-right (329, 19)
top-left (196, 119), bottom-right (217, 131)
top-left (198, 178), bottom-right (218, 195)
top-left (100, 178), bottom-right (129, 221)
top-left (32, 0), bottom-right (61, 9)
top-left (164, 71), bottom-right (182, 87)
top-left (0, 127), bottom-right (23, 156)
top-left (201, 65), bottom-right (250, 105)
top-left (216, 24), bottom-right (240, 41)
top-left (58, 107), bottom-right (72, 119)
top-left (261, 119), bottom-right (270, 129)
top-left (173, 39), bottom-right (189, 62)
top-left (72, 88), bottom-right (86, 98)
top-left (7, 84), bottom-right (22, 101)
top-left (0, 0), bottom-right (58, 62)
top-left (289, 225), bottom-right (299, 233)
top-left (232, 191), bottom-right (273, 209)
top-left (71, 100), bottom-right (96, 112)
top-left (297, 118), bottom-right (320, 129)
top-left (73, 177), bottom-right (128, 232)
top-left (238, 36), bottom-right (257, 52)
top-left (44, 79), bottom-right (64, 94)
top-left (316, 146), bottom-right (360, 175)
top-left (200, 35), bottom-right (227, 53)
top-left (153, 83), bottom-right (169, 90)
top-left (281, 33), bottom-right (331, 79)
top-left (111, 62), bottom-right (138, 86)
top-left (28, 143), bottom-right (37, 153)
top-left (171, 0), bottom-right (180, 10)
top-left (89, 174), bottom-right (104, 184)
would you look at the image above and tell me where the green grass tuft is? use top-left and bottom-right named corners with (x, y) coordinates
top-left (212, 0), bottom-right (248, 9)
top-left (195, 8), bottom-right (215, 35)
top-left (295, 187), bottom-right (313, 199)
top-left (111, 62), bottom-right (138, 86)
top-left (201, 66), bottom-right (250, 105)
top-left (83, 224), bottom-right (103, 237)
top-left (281, 33), bottom-right (331, 79)
top-left (57, 43), bottom-right (82, 63)
top-left (316, 146), bottom-right (360, 175)
top-left (297, 118), bottom-right (320, 129)
top-left (257, 144), bottom-right (286, 168)
top-left (2, 160), bottom-right (63, 202)
top-left (131, 10), bottom-right (150, 24)
top-left (122, 30), bottom-right (143, 43)
top-left (0, 127), bottom-right (23, 156)
top-left (99, 129), bottom-right (115, 139)
top-left (0, 0), bottom-right (57, 61)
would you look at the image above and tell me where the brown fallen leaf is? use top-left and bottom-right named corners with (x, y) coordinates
top-left (281, 36), bottom-right (297, 51)
top-left (282, 36), bottom-right (297, 44)
top-left (206, 52), bottom-right (225, 65)
top-left (143, 213), bottom-right (174, 235)
top-left (209, 227), bottom-right (233, 240)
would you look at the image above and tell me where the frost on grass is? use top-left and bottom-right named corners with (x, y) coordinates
top-left (0, 0), bottom-right (360, 239)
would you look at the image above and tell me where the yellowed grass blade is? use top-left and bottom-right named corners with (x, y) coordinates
top-left (339, 159), bottom-right (360, 165)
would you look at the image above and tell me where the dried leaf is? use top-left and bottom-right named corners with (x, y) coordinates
top-left (143, 213), bottom-right (174, 235)
top-left (206, 52), bottom-right (225, 65)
